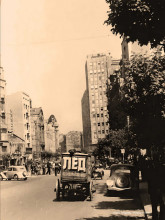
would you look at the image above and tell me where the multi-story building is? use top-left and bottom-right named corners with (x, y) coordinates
top-left (81, 53), bottom-right (120, 153)
top-left (44, 115), bottom-right (59, 153)
top-left (6, 91), bottom-right (32, 158)
top-left (30, 107), bottom-right (45, 160)
top-left (0, 67), bottom-right (9, 161)
top-left (66, 131), bottom-right (82, 152)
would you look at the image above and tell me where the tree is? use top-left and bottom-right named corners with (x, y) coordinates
top-left (105, 0), bottom-right (165, 49)
top-left (122, 53), bottom-right (165, 149)
top-left (107, 72), bottom-right (127, 130)
top-left (93, 138), bottom-right (110, 163)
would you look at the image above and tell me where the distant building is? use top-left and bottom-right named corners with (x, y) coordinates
top-left (81, 53), bottom-right (120, 153)
top-left (66, 131), bottom-right (83, 152)
top-left (8, 132), bottom-right (25, 166)
top-left (0, 67), bottom-right (9, 161)
top-left (59, 133), bottom-right (66, 153)
top-left (44, 115), bottom-right (59, 153)
top-left (6, 91), bottom-right (32, 158)
top-left (30, 107), bottom-right (45, 160)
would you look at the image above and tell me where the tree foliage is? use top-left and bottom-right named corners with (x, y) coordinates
top-left (105, 0), bottom-right (165, 49)
top-left (122, 53), bottom-right (165, 148)
top-left (107, 74), bottom-right (127, 130)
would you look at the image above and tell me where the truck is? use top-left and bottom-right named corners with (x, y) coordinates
top-left (54, 151), bottom-right (94, 201)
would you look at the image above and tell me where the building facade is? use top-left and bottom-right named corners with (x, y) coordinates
top-left (0, 67), bottom-right (9, 161)
top-left (81, 53), bottom-right (120, 153)
top-left (66, 131), bottom-right (82, 152)
top-left (59, 133), bottom-right (66, 153)
top-left (30, 107), bottom-right (45, 160)
top-left (44, 115), bottom-right (59, 153)
top-left (6, 92), bottom-right (32, 157)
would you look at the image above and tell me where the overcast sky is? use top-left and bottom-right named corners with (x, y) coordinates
top-left (1, 0), bottom-right (122, 134)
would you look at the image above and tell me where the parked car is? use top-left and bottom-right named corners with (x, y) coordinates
top-left (0, 165), bottom-right (8, 181)
top-left (92, 166), bottom-right (104, 179)
top-left (106, 164), bottom-right (139, 193)
top-left (3, 166), bottom-right (28, 180)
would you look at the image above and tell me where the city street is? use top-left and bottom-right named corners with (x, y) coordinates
top-left (1, 170), bottom-right (145, 220)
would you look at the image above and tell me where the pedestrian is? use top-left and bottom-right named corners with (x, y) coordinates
top-left (55, 162), bottom-right (58, 176)
top-left (147, 155), bottom-right (165, 220)
top-left (42, 163), bottom-right (46, 175)
top-left (47, 161), bottom-right (51, 175)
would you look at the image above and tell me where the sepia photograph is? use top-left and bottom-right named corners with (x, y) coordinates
top-left (0, 0), bottom-right (165, 220)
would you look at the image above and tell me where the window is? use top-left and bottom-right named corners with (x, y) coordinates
top-left (98, 131), bottom-right (101, 134)
top-left (97, 114), bottom-right (99, 117)
top-left (13, 168), bottom-right (17, 171)
top-left (102, 122), bottom-right (104, 126)
top-left (101, 107), bottom-right (103, 111)
top-left (98, 123), bottom-right (100, 126)
top-left (8, 167), bottom-right (12, 171)
top-left (2, 146), bottom-right (7, 152)
top-left (102, 130), bottom-right (105, 134)
top-left (101, 113), bottom-right (104, 117)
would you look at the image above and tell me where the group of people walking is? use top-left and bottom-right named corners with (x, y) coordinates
top-left (24, 160), bottom-right (61, 176)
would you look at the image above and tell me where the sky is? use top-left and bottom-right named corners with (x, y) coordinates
top-left (1, 0), bottom-right (122, 134)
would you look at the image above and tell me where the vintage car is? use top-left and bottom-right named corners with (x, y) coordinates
top-left (92, 166), bottom-right (104, 179)
top-left (106, 164), bottom-right (139, 193)
top-left (3, 166), bottom-right (28, 181)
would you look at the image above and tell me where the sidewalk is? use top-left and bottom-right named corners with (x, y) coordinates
top-left (139, 181), bottom-right (165, 220)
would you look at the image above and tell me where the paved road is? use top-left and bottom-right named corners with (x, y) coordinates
top-left (0, 171), bottom-right (145, 220)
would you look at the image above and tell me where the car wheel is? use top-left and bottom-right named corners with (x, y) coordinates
top-left (13, 174), bottom-right (18, 181)
top-left (116, 176), bottom-right (129, 188)
top-left (0, 175), bottom-right (3, 181)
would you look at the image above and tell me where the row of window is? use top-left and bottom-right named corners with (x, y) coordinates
top-left (24, 104), bottom-right (30, 110)
top-left (89, 69), bottom-right (105, 74)
top-left (90, 75), bottom-right (106, 80)
top-left (93, 121), bottom-right (109, 126)
top-left (90, 61), bottom-right (104, 65)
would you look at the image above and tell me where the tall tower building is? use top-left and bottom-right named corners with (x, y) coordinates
top-left (6, 92), bottom-right (32, 156)
top-left (81, 53), bottom-right (120, 153)
top-left (0, 67), bottom-right (9, 158)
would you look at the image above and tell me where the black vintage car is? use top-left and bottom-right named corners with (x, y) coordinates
top-left (106, 164), bottom-right (139, 193)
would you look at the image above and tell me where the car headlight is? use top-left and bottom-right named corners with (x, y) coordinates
top-left (106, 179), bottom-right (114, 186)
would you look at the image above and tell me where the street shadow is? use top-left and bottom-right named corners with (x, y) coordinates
top-left (76, 216), bottom-right (145, 220)
top-left (53, 194), bottom-right (87, 202)
top-left (105, 189), bottom-right (137, 199)
top-left (93, 199), bottom-right (142, 210)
